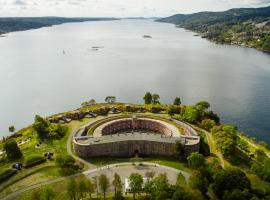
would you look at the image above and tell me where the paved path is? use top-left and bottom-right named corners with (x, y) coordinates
top-left (2, 162), bottom-right (190, 200)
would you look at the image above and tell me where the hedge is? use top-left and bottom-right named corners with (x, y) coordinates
top-left (0, 169), bottom-right (17, 183)
top-left (24, 155), bottom-right (46, 168)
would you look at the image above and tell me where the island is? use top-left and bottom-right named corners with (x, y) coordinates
top-left (1, 93), bottom-right (270, 200)
top-left (142, 35), bottom-right (152, 38)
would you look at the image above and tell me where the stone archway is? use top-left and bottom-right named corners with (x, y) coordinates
top-left (134, 149), bottom-right (139, 157)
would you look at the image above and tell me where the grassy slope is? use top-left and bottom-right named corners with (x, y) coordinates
top-left (0, 118), bottom-right (93, 198)
top-left (2, 103), bottom-right (270, 198)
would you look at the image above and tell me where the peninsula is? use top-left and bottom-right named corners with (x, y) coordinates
top-left (0, 17), bottom-right (119, 36)
top-left (157, 6), bottom-right (270, 52)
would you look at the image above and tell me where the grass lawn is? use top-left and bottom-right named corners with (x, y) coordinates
top-left (0, 118), bottom-right (95, 198)
top-left (88, 155), bottom-right (191, 172)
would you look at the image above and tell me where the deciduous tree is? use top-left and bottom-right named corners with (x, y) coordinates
top-left (3, 139), bottom-right (22, 160)
top-left (187, 152), bottom-right (205, 168)
top-left (128, 173), bottom-right (143, 200)
top-left (99, 174), bottom-right (109, 200)
top-left (105, 96), bottom-right (116, 103)
top-left (173, 97), bottom-right (181, 106)
top-left (152, 93), bottom-right (160, 104)
top-left (112, 173), bottom-right (122, 197)
top-left (143, 92), bottom-right (152, 104)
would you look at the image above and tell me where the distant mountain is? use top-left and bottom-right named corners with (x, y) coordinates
top-left (0, 17), bottom-right (119, 35)
top-left (156, 6), bottom-right (270, 52)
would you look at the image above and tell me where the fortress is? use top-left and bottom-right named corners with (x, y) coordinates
top-left (73, 116), bottom-right (200, 158)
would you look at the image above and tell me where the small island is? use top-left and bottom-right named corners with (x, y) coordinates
top-left (142, 35), bottom-right (152, 38)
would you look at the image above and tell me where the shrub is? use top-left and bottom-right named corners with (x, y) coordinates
top-left (3, 139), bottom-right (23, 160)
top-left (0, 169), bottom-right (17, 183)
top-left (33, 115), bottom-right (67, 139)
top-left (24, 155), bottom-right (46, 168)
top-left (56, 155), bottom-right (81, 175)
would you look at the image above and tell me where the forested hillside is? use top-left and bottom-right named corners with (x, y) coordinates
top-left (0, 17), bottom-right (118, 35)
top-left (157, 6), bottom-right (270, 52)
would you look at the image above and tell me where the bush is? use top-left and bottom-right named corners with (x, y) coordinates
top-left (3, 139), bottom-right (23, 160)
top-left (56, 155), bottom-right (81, 175)
top-left (0, 169), bottom-right (17, 183)
top-left (33, 115), bottom-right (67, 139)
top-left (24, 155), bottom-right (46, 168)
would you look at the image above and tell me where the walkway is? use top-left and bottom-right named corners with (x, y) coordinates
top-left (2, 162), bottom-right (190, 200)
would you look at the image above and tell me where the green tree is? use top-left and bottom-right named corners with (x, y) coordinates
top-left (78, 180), bottom-right (87, 200)
top-left (92, 176), bottom-right (99, 198)
top-left (251, 162), bottom-right (263, 178)
top-left (262, 158), bottom-right (270, 181)
top-left (211, 125), bottom-right (238, 158)
top-left (89, 99), bottom-right (96, 105)
top-left (105, 96), bottom-right (116, 103)
top-left (200, 119), bottom-right (216, 131)
top-left (152, 93), bottom-right (160, 104)
top-left (55, 155), bottom-right (79, 175)
top-left (189, 170), bottom-right (209, 195)
top-left (112, 173), bottom-right (122, 196)
top-left (8, 125), bottom-right (15, 133)
top-left (172, 186), bottom-right (204, 200)
top-left (196, 101), bottom-right (210, 110)
top-left (99, 174), bottom-right (110, 200)
top-left (255, 149), bottom-right (267, 162)
top-left (128, 173), bottom-right (143, 200)
top-left (143, 92), bottom-right (152, 104)
top-left (151, 173), bottom-right (170, 199)
top-left (33, 115), bottom-right (50, 139)
top-left (42, 187), bottom-right (55, 200)
top-left (3, 139), bottom-right (22, 160)
top-left (173, 97), bottom-right (181, 106)
top-left (179, 106), bottom-right (201, 124)
top-left (237, 139), bottom-right (249, 153)
top-left (86, 179), bottom-right (95, 199)
top-left (167, 105), bottom-right (176, 117)
top-left (67, 179), bottom-right (78, 200)
top-left (187, 152), bottom-right (205, 168)
top-left (212, 168), bottom-right (251, 198)
top-left (223, 189), bottom-right (252, 200)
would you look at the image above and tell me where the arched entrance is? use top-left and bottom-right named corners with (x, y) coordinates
top-left (134, 149), bottom-right (139, 157)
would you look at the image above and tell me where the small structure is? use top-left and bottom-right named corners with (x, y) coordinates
top-left (44, 152), bottom-right (54, 160)
top-left (12, 163), bottom-right (23, 170)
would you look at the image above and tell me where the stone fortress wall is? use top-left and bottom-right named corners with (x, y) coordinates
top-left (100, 117), bottom-right (175, 136)
top-left (74, 116), bottom-right (200, 158)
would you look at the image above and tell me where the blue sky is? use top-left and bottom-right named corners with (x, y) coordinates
top-left (0, 0), bottom-right (269, 17)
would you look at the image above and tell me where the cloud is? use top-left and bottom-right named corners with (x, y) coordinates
top-left (13, 0), bottom-right (27, 5)
top-left (0, 0), bottom-right (269, 17)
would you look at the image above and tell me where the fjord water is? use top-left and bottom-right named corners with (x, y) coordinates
top-left (0, 19), bottom-right (270, 142)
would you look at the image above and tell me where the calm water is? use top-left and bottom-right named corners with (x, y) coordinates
top-left (0, 19), bottom-right (270, 143)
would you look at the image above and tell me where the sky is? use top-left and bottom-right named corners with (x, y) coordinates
top-left (0, 0), bottom-right (269, 17)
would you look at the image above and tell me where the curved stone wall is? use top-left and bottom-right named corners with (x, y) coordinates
top-left (101, 118), bottom-right (175, 136)
top-left (74, 116), bottom-right (200, 158)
